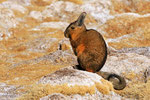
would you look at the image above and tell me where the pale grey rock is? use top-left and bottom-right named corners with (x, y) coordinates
top-left (27, 37), bottom-right (58, 53)
top-left (102, 53), bottom-right (150, 75)
top-left (8, 0), bottom-right (31, 6)
top-left (117, 47), bottom-right (150, 58)
top-left (0, 83), bottom-right (23, 100)
top-left (38, 67), bottom-right (103, 86)
top-left (0, 0), bottom-right (27, 40)
top-left (40, 93), bottom-right (67, 100)
top-left (10, 50), bottom-right (77, 69)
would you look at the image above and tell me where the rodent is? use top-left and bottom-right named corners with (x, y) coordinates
top-left (64, 12), bottom-right (126, 90)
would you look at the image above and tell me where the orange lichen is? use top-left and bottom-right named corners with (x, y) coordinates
top-left (0, 0), bottom-right (6, 3)
top-left (13, 46), bottom-right (27, 52)
top-left (43, 17), bottom-right (59, 22)
top-left (27, 0), bottom-right (55, 12)
top-left (49, 30), bottom-right (64, 38)
top-left (64, 0), bottom-right (83, 4)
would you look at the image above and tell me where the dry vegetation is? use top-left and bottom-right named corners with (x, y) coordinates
top-left (63, 0), bottom-right (83, 4)
top-left (115, 71), bottom-right (150, 100)
top-left (17, 84), bottom-right (95, 100)
top-left (0, 0), bottom-right (66, 86)
top-left (17, 79), bottom-right (113, 100)
top-left (0, 61), bottom-right (66, 85)
top-left (117, 80), bottom-right (150, 100)
top-left (103, 15), bottom-right (150, 49)
top-left (111, 0), bottom-right (150, 14)
top-left (0, 0), bottom-right (6, 3)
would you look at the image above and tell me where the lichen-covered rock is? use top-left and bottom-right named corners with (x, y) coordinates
top-left (38, 67), bottom-right (104, 86)
top-left (18, 67), bottom-right (125, 100)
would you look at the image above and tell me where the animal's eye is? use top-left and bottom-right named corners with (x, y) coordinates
top-left (71, 26), bottom-right (75, 29)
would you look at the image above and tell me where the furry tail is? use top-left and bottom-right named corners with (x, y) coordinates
top-left (96, 71), bottom-right (126, 90)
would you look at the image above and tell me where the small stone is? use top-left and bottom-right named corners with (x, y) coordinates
top-left (144, 66), bottom-right (150, 83)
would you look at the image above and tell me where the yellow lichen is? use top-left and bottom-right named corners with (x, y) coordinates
top-left (31, 0), bottom-right (54, 6)
top-left (124, 72), bottom-right (137, 80)
top-left (16, 78), bottom-right (114, 99)
top-left (96, 79), bottom-right (114, 94)
top-left (17, 84), bottom-right (96, 100)
top-left (13, 10), bottom-right (28, 18)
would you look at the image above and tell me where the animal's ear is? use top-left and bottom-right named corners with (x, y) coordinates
top-left (76, 12), bottom-right (87, 26)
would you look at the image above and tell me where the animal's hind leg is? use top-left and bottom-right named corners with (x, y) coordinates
top-left (73, 58), bottom-right (85, 71)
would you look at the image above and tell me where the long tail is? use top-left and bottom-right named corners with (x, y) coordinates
top-left (96, 71), bottom-right (126, 90)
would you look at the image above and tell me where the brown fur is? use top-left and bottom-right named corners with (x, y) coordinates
top-left (64, 12), bottom-right (126, 90)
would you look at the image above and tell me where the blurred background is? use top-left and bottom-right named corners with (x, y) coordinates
top-left (0, 0), bottom-right (150, 99)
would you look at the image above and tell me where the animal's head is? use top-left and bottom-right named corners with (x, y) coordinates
top-left (64, 12), bottom-right (87, 39)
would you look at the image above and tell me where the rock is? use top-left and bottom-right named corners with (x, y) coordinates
top-left (27, 37), bottom-right (58, 53)
top-left (58, 38), bottom-right (72, 51)
top-left (37, 67), bottom-right (123, 100)
top-left (102, 52), bottom-right (150, 80)
top-left (116, 47), bottom-right (150, 58)
top-left (40, 93), bottom-right (67, 100)
top-left (38, 67), bottom-right (103, 86)
top-left (144, 66), bottom-right (150, 83)
top-left (0, 83), bottom-right (23, 100)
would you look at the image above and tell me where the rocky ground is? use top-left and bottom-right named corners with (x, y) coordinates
top-left (0, 0), bottom-right (150, 100)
